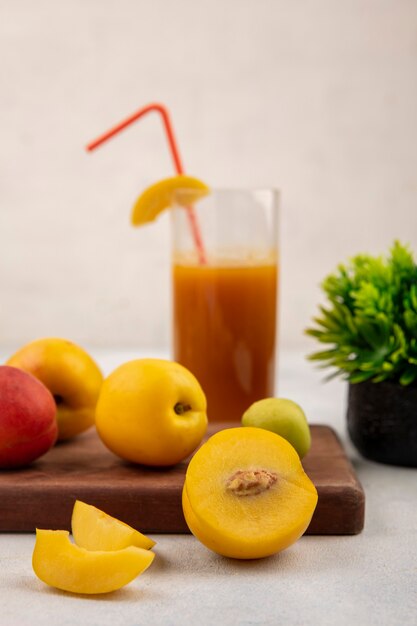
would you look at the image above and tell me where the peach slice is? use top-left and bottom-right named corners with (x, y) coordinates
top-left (71, 500), bottom-right (155, 551)
top-left (183, 427), bottom-right (318, 559)
top-left (131, 175), bottom-right (209, 226)
top-left (32, 529), bottom-right (154, 594)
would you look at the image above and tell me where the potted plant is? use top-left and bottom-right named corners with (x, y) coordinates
top-left (306, 241), bottom-right (417, 467)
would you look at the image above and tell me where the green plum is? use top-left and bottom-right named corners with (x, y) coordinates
top-left (242, 398), bottom-right (311, 458)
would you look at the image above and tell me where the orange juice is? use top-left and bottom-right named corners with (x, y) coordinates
top-left (173, 259), bottom-right (277, 422)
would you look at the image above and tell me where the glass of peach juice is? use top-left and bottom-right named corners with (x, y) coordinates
top-left (171, 189), bottom-right (279, 422)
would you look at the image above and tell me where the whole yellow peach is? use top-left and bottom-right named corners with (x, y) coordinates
top-left (95, 359), bottom-right (207, 466)
top-left (7, 338), bottom-right (103, 440)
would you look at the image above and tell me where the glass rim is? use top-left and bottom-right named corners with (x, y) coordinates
top-left (172, 187), bottom-right (280, 207)
top-left (176, 186), bottom-right (280, 194)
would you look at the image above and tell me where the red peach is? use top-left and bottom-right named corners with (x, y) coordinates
top-left (0, 366), bottom-right (58, 469)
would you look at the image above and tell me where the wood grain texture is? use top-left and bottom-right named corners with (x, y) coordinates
top-left (0, 424), bottom-right (365, 534)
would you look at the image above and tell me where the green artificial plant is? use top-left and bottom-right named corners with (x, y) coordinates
top-left (306, 241), bottom-right (417, 386)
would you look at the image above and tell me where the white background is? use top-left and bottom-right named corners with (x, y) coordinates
top-left (1, 0), bottom-right (417, 355)
top-left (1, 6), bottom-right (416, 621)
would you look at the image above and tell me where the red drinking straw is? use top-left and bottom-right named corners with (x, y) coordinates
top-left (86, 103), bottom-right (206, 264)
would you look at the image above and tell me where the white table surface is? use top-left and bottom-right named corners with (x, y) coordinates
top-left (1, 349), bottom-right (416, 626)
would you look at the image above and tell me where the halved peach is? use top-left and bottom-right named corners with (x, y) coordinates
top-left (71, 500), bottom-right (155, 551)
top-left (183, 427), bottom-right (318, 559)
top-left (32, 529), bottom-right (154, 594)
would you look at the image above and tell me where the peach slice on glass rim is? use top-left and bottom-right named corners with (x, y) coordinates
top-left (32, 529), bottom-right (154, 595)
top-left (130, 175), bottom-right (209, 226)
top-left (71, 500), bottom-right (155, 551)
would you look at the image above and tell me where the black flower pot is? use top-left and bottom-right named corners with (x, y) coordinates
top-left (347, 381), bottom-right (417, 467)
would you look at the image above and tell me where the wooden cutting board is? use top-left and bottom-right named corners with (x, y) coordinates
top-left (0, 424), bottom-right (365, 535)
